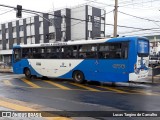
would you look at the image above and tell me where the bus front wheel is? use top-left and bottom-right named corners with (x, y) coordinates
top-left (73, 71), bottom-right (85, 84)
top-left (24, 68), bottom-right (31, 78)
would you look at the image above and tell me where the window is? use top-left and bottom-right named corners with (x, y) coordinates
top-left (19, 26), bottom-right (24, 31)
top-left (49, 33), bottom-right (55, 40)
top-left (101, 31), bottom-right (105, 37)
top-left (14, 48), bottom-right (21, 62)
top-left (26, 24), bottom-right (30, 28)
top-left (101, 31), bottom-right (104, 34)
top-left (88, 15), bottom-right (92, 22)
top-left (137, 39), bottom-right (149, 57)
top-left (12, 27), bottom-right (16, 33)
top-left (13, 38), bottom-right (17, 44)
top-left (88, 31), bottom-right (92, 38)
top-left (0, 30), bottom-right (2, 35)
top-left (45, 45), bottom-right (78, 59)
top-left (101, 17), bottom-right (105, 21)
top-left (99, 42), bottom-right (128, 59)
top-left (6, 39), bottom-right (8, 44)
top-left (39, 22), bottom-right (43, 27)
top-left (49, 18), bottom-right (54, 26)
top-left (61, 46), bottom-right (77, 59)
top-left (19, 42), bottom-right (128, 60)
top-left (22, 48), bottom-right (33, 58)
top-left (5, 29), bottom-right (9, 33)
top-left (40, 34), bottom-right (43, 40)
top-left (20, 37), bottom-right (24, 44)
top-left (78, 44), bottom-right (97, 59)
top-left (46, 47), bottom-right (60, 59)
top-left (32, 47), bottom-right (45, 59)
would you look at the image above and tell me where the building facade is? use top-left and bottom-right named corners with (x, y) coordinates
top-left (0, 5), bottom-right (106, 63)
top-left (146, 35), bottom-right (160, 56)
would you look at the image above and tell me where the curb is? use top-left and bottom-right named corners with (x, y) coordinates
top-left (0, 69), bottom-right (13, 73)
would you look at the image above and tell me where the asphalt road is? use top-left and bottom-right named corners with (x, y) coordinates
top-left (1, 73), bottom-right (160, 120)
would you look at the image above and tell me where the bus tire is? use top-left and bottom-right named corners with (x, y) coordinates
top-left (73, 71), bottom-right (85, 84)
top-left (24, 68), bottom-right (32, 79)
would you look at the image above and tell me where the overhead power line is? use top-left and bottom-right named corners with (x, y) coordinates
top-left (85, 0), bottom-right (114, 7)
top-left (119, 28), bottom-right (160, 35)
top-left (125, 31), bottom-right (160, 36)
top-left (0, 9), bottom-right (14, 15)
top-left (119, 0), bottom-right (160, 7)
top-left (118, 11), bottom-right (160, 23)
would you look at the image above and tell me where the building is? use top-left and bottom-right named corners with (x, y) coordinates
top-left (146, 35), bottom-right (160, 56)
top-left (0, 5), bottom-right (105, 63)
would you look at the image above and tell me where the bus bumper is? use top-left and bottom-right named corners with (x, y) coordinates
top-left (129, 71), bottom-right (149, 82)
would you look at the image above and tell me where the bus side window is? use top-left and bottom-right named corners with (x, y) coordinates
top-left (115, 53), bottom-right (120, 58)
top-left (22, 48), bottom-right (28, 58)
top-left (79, 53), bottom-right (86, 58)
top-left (14, 48), bottom-right (21, 62)
top-left (121, 43), bottom-right (128, 59)
top-left (22, 48), bottom-right (33, 59)
top-left (105, 53), bottom-right (109, 59)
top-left (98, 52), bottom-right (105, 59)
top-left (78, 44), bottom-right (97, 59)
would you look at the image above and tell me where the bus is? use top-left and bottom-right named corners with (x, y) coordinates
top-left (12, 36), bottom-right (150, 83)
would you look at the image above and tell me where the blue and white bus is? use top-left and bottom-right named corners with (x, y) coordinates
top-left (12, 36), bottom-right (149, 83)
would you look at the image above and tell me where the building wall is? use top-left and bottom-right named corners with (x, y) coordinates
top-left (71, 5), bottom-right (86, 40)
top-left (146, 35), bottom-right (160, 55)
top-left (71, 5), bottom-right (105, 40)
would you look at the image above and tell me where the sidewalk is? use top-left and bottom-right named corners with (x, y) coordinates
top-left (0, 66), bottom-right (13, 73)
top-left (147, 75), bottom-right (160, 84)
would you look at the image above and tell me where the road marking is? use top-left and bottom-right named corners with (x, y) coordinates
top-left (0, 97), bottom-right (71, 120)
top-left (98, 86), bottom-right (128, 94)
top-left (3, 80), bottom-right (12, 86)
top-left (70, 83), bottom-right (100, 92)
top-left (0, 100), bottom-right (37, 111)
top-left (3, 78), bottom-right (159, 96)
top-left (128, 89), bottom-right (159, 96)
top-left (44, 80), bottom-right (71, 90)
top-left (21, 78), bottom-right (41, 88)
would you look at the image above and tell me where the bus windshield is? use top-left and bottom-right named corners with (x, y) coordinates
top-left (137, 39), bottom-right (149, 57)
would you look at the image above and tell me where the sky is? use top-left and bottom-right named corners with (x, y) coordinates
top-left (0, 0), bottom-right (160, 37)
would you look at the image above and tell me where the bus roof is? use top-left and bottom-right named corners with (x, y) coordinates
top-left (13, 36), bottom-right (148, 48)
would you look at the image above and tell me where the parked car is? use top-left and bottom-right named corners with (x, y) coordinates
top-left (149, 57), bottom-right (160, 67)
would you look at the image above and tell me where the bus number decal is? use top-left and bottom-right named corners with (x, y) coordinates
top-left (112, 64), bottom-right (125, 69)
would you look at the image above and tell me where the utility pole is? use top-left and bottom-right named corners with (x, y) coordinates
top-left (113, 0), bottom-right (118, 37)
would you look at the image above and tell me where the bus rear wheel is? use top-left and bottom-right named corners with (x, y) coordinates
top-left (24, 68), bottom-right (31, 79)
top-left (73, 71), bottom-right (85, 84)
